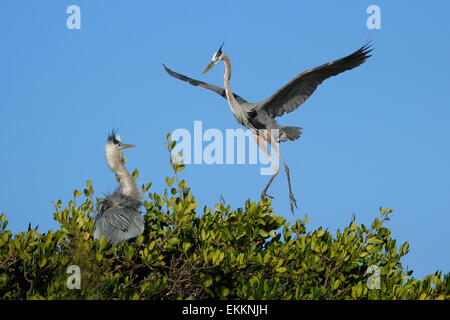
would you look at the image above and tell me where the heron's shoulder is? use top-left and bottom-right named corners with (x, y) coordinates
top-left (241, 102), bottom-right (257, 108)
top-left (236, 102), bottom-right (258, 115)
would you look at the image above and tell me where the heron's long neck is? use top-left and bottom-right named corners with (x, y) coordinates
top-left (221, 53), bottom-right (238, 108)
top-left (105, 146), bottom-right (140, 201)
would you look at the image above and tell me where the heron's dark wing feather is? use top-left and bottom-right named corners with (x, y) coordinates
top-left (94, 191), bottom-right (144, 245)
top-left (162, 64), bottom-right (248, 104)
top-left (258, 43), bottom-right (373, 118)
top-left (94, 207), bottom-right (144, 245)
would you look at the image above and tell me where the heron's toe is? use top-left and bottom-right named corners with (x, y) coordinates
top-left (261, 192), bottom-right (274, 200)
top-left (289, 193), bottom-right (298, 212)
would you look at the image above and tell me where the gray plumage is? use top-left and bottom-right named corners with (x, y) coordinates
top-left (93, 131), bottom-right (144, 246)
top-left (163, 42), bottom-right (373, 212)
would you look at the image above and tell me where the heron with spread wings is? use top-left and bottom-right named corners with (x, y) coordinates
top-left (163, 42), bottom-right (372, 212)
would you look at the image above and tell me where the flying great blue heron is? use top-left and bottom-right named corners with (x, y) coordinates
top-left (93, 131), bottom-right (144, 245)
top-left (163, 42), bottom-right (372, 212)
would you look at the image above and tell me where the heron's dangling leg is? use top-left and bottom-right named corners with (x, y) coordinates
top-left (254, 133), bottom-right (279, 200)
top-left (266, 133), bottom-right (298, 213)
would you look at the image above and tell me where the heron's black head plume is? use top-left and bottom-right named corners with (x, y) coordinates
top-left (210, 41), bottom-right (225, 61)
top-left (107, 129), bottom-right (121, 146)
top-left (217, 40), bottom-right (225, 55)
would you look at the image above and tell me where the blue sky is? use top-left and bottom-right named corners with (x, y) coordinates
top-left (0, 1), bottom-right (449, 279)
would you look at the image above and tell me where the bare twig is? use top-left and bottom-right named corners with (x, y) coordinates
top-left (23, 262), bottom-right (33, 299)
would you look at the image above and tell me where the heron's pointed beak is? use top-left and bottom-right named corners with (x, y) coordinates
top-left (202, 61), bottom-right (215, 74)
top-left (119, 144), bottom-right (135, 150)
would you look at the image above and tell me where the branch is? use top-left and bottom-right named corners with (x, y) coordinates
top-left (23, 262), bottom-right (33, 299)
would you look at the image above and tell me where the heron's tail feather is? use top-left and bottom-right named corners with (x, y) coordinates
top-left (280, 126), bottom-right (302, 142)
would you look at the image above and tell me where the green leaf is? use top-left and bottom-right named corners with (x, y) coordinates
top-left (401, 242), bottom-right (409, 255)
top-left (39, 257), bottom-right (47, 268)
top-left (96, 252), bottom-right (103, 262)
top-left (333, 279), bottom-right (341, 290)
top-left (350, 223), bottom-right (359, 231)
top-left (148, 241), bottom-right (156, 251)
top-left (98, 236), bottom-right (107, 249)
top-left (258, 230), bottom-right (268, 238)
top-left (275, 259), bottom-right (284, 269)
top-left (142, 182), bottom-right (152, 192)
top-left (316, 229), bottom-right (325, 238)
top-left (132, 292), bottom-right (140, 300)
top-left (304, 215), bottom-right (310, 224)
top-left (263, 252), bottom-right (270, 264)
top-left (166, 177), bottom-right (175, 186)
top-left (204, 279), bottom-right (212, 288)
top-left (132, 169), bottom-right (139, 179)
top-left (419, 292), bottom-right (427, 300)
top-left (183, 242), bottom-right (191, 252)
top-left (372, 218), bottom-right (382, 229)
top-left (179, 180), bottom-right (187, 189)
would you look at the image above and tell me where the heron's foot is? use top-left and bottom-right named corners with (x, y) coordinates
top-left (261, 191), bottom-right (274, 200)
top-left (289, 192), bottom-right (298, 213)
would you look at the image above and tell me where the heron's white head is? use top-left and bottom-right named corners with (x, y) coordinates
top-left (202, 41), bottom-right (225, 74)
top-left (104, 130), bottom-right (135, 171)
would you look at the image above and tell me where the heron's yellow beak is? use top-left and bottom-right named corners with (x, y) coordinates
top-left (120, 144), bottom-right (135, 149)
top-left (202, 61), bottom-right (215, 74)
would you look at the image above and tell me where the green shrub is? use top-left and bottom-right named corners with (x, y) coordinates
top-left (0, 136), bottom-right (448, 300)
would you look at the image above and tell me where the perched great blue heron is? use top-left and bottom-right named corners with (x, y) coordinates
top-left (163, 42), bottom-right (372, 212)
top-left (93, 131), bottom-right (144, 245)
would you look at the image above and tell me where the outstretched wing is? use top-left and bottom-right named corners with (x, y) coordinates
top-left (162, 64), bottom-right (248, 104)
top-left (257, 42), bottom-right (373, 118)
